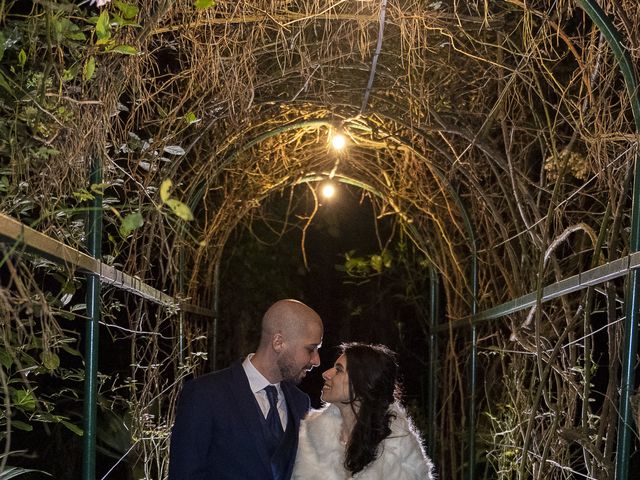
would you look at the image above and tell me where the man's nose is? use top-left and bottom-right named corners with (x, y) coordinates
top-left (311, 350), bottom-right (320, 367)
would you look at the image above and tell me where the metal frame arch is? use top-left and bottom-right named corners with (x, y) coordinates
top-left (180, 114), bottom-right (480, 478)
top-left (574, 2), bottom-right (640, 479)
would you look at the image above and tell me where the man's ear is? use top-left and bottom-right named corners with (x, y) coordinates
top-left (272, 332), bottom-right (285, 353)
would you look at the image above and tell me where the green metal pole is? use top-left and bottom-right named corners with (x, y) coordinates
top-left (469, 252), bottom-right (478, 480)
top-left (178, 248), bottom-right (185, 368)
top-left (426, 267), bottom-right (439, 459)
top-left (574, 2), bottom-right (640, 479)
top-left (460, 227), bottom-right (478, 480)
top-left (82, 156), bottom-right (102, 480)
top-left (211, 258), bottom-right (220, 371)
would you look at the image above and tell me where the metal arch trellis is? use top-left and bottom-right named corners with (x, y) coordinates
top-left (185, 115), bottom-right (481, 479)
top-left (3, 158), bottom-right (639, 478)
top-left (448, 3), bottom-right (640, 479)
top-left (564, 2), bottom-right (640, 479)
top-left (80, 4), bottom-right (640, 480)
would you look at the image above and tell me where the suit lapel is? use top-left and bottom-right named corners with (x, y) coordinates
top-left (280, 383), bottom-right (302, 431)
top-left (228, 362), bottom-right (273, 475)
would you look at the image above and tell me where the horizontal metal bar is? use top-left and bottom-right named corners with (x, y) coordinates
top-left (0, 212), bottom-right (214, 318)
top-left (435, 252), bottom-right (640, 332)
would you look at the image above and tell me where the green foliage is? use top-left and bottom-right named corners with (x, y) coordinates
top-left (194, 0), bottom-right (216, 10)
top-left (11, 390), bottom-right (37, 412)
top-left (83, 56), bottom-right (95, 81)
top-left (0, 257), bottom-right (86, 472)
top-left (184, 111), bottom-right (199, 124)
top-left (40, 351), bottom-right (61, 371)
top-left (339, 249), bottom-right (393, 278)
top-left (119, 211), bottom-right (144, 237)
top-left (95, 11), bottom-right (111, 42)
top-left (107, 44), bottom-right (137, 55)
top-left (17, 49), bottom-right (26, 67)
top-left (114, 1), bottom-right (140, 21)
top-left (160, 179), bottom-right (194, 221)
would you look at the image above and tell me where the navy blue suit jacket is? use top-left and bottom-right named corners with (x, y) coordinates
top-left (168, 361), bottom-right (311, 480)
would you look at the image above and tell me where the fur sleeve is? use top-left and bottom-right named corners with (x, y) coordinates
top-left (356, 404), bottom-right (436, 480)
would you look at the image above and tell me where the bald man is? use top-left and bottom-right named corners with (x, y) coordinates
top-left (169, 299), bottom-right (323, 480)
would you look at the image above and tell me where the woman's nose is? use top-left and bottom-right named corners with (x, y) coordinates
top-left (322, 368), bottom-right (335, 380)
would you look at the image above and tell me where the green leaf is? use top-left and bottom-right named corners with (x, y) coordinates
top-left (90, 182), bottom-right (109, 195)
top-left (184, 112), bottom-right (198, 124)
top-left (110, 12), bottom-right (141, 28)
top-left (35, 412), bottom-right (57, 423)
top-left (160, 179), bottom-right (172, 203)
top-left (194, 0), bottom-right (215, 9)
top-left (73, 188), bottom-right (95, 202)
top-left (11, 421), bottom-right (33, 432)
top-left (62, 68), bottom-right (76, 81)
top-left (0, 348), bottom-right (12, 369)
top-left (119, 212), bottom-right (144, 237)
top-left (345, 255), bottom-right (369, 276)
top-left (18, 49), bottom-right (27, 67)
top-left (52, 17), bottom-right (63, 42)
top-left (17, 351), bottom-right (39, 368)
top-left (83, 56), bottom-right (96, 82)
top-left (370, 254), bottom-right (382, 273)
top-left (61, 420), bottom-right (84, 436)
top-left (382, 249), bottom-right (393, 268)
top-left (60, 18), bottom-right (86, 42)
top-left (114, 1), bottom-right (139, 20)
top-left (66, 31), bottom-right (86, 42)
top-left (0, 71), bottom-right (13, 95)
top-left (40, 351), bottom-right (60, 371)
top-left (108, 44), bottom-right (138, 55)
top-left (166, 199), bottom-right (194, 221)
top-left (95, 11), bottom-right (111, 41)
top-left (0, 31), bottom-right (5, 62)
top-left (12, 389), bottom-right (36, 411)
top-left (60, 343), bottom-right (83, 358)
top-left (56, 311), bottom-right (76, 321)
top-left (95, 37), bottom-right (114, 47)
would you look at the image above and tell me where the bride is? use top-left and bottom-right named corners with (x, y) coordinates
top-left (292, 342), bottom-right (436, 479)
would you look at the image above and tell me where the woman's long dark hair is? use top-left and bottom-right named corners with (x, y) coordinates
top-left (340, 342), bottom-right (400, 475)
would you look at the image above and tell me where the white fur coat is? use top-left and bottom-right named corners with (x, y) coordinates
top-left (292, 403), bottom-right (436, 480)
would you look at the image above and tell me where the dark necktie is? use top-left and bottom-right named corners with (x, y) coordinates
top-left (264, 385), bottom-right (284, 440)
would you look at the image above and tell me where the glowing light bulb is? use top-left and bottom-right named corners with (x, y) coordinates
top-left (331, 133), bottom-right (346, 150)
top-left (321, 182), bottom-right (336, 199)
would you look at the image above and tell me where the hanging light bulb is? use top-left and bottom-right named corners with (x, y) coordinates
top-left (321, 182), bottom-right (336, 199)
top-left (331, 132), bottom-right (346, 150)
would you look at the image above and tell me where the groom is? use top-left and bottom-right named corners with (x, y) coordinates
top-left (168, 299), bottom-right (324, 480)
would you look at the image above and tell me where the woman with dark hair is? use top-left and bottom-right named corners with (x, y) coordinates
top-left (292, 343), bottom-right (435, 479)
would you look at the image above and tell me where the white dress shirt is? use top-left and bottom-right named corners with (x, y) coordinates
top-left (242, 354), bottom-right (288, 429)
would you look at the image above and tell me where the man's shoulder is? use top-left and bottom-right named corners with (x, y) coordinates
top-left (182, 361), bottom-right (243, 391)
